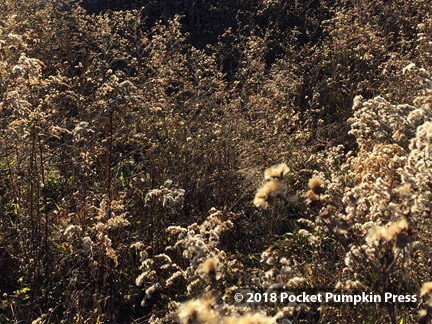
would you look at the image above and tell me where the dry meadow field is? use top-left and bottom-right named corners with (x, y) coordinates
top-left (1, 0), bottom-right (432, 323)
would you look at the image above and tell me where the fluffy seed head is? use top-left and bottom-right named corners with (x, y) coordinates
top-left (308, 177), bottom-right (323, 194)
top-left (421, 282), bottom-right (432, 297)
top-left (200, 258), bottom-right (222, 282)
top-left (178, 297), bottom-right (218, 324)
top-left (253, 179), bottom-right (285, 208)
top-left (421, 282), bottom-right (432, 306)
top-left (367, 219), bottom-right (413, 247)
top-left (264, 163), bottom-right (289, 181)
top-left (304, 190), bottom-right (320, 205)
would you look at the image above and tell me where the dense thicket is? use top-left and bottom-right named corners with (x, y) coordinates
top-left (1, 0), bottom-right (432, 323)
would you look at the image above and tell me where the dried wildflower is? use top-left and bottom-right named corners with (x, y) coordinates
top-left (199, 258), bottom-right (222, 282)
top-left (145, 180), bottom-right (185, 211)
top-left (402, 62), bottom-right (416, 74)
top-left (297, 229), bottom-right (310, 237)
top-left (308, 177), bottom-right (323, 194)
top-left (107, 215), bottom-right (130, 229)
top-left (254, 162), bottom-right (291, 208)
top-left (7, 32), bottom-right (20, 42)
top-left (136, 272), bottom-right (146, 287)
top-left (279, 257), bottom-right (289, 265)
top-left (178, 297), bottom-right (218, 324)
top-left (421, 282), bottom-right (432, 297)
top-left (335, 280), bottom-right (363, 289)
top-left (63, 225), bottom-right (82, 237)
top-left (146, 283), bottom-right (160, 296)
top-left (154, 253), bottom-right (172, 264)
top-left (167, 226), bottom-right (188, 235)
top-left (49, 125), bottom-right (72, 139)
top-left (187, 278), bottom-right (202, 294)
top-left (130, 242), bottom-right (145, 250)
top-left (12, 65), bottom-right (23, 76)
top-left (260, 246), bottom-right (273, 261)
top-left (304, 190), bottom-right (320, 206)
top-left (72, 121), bottom-right (92, 142)
top-left (264, 163), bottom-right (289, 181)
top-left (149, 314), bottom-right (163, 324)
top-left (253, 179), bottom-right (285, 208)
top-left (287, 276), bottom-right (305, 287)
top-left (418, 309), bottom-right (428, 318)
top-left (297, 229), bottom-right (320, 246)
top-left (141, 283), bottom-right (161, 307)
top-left (82, 236), bottom-right (94, 255)
top-left (166, 271), bottom-right (185, 287)
top-left (265, 256), bottom-right (276, 265)
top-left (264, 269), bottom-right (275, 281)
top-left (140, 269), bottom-right (156, 282)
top-left (421, 282), bottom-right (432, 307)
top-left (367, 219), bottom-right (413, 247)
top-left (105, 246), bottom-right (118, 266)
top-left (396, 183), bottom-right (412, 197)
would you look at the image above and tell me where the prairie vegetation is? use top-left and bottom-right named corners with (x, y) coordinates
top-left (1, 0), bottom-right (432, 323)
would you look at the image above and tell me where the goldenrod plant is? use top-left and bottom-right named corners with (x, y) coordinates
top-left (1, 0), bottom-right (432, 323)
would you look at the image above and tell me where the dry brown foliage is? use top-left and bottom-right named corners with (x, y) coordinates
top-left (0, 0), bottom-right (432, 323)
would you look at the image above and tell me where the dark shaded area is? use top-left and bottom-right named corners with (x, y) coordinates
top-left (81, 0), bottom-right (242, 49)
top-left (80, 0), bottom-right (331, 53)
